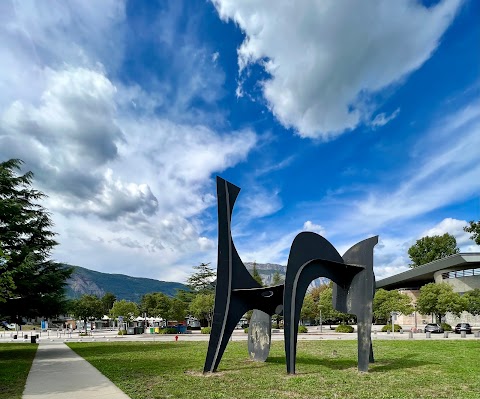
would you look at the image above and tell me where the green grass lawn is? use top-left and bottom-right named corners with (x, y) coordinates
top-left (0, 343), bottom-right (37, 399)
top-left (68, 340), bottom-right (480, 399)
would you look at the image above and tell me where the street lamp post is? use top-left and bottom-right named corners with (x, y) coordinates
top-left (319, 308), bottom-right (322, 333)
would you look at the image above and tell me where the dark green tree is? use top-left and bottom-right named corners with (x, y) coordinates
top-left (464, 289), bottom-right (480, 316)
top-left (140, 292), bottom-right (172, 319)
top-left (251, 261), bottom-right (263, 286)
top-left (300, 293), bottom-right (317, 322)
top-left (101, 292), bottom-right (116, 315)
top-left (110, 299), bottom-right (139, 322)
top-left (373, 289), bottom-right (414, 323)
top-left (416, 283), bottom-right (466, 323)
top-left (408, 233), bottom-right (459, 268)
top-left (189, 293), bottom-right (215, 326)
top-left (170, 298), bottom-right (188, 322)
top-left (317, 286), bottom-right (345, 326)
top-left (0, 245), bottom-right (15, 303)
top-left (186, 262), bottom-right (216, 293)
top-left (175, 289), bottom-right (196, 305)
top-left (0, 159), bottom-right (72, 323)
top-left (272, 270), bottom-right (283, 285)
top-left (71, 294), bottom-right (103, 333)
top-left (464, 220), bottom-right (480, 245)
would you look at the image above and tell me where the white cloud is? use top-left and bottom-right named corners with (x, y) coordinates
top-left (0, 1), bottom-right (258, 282)
top-left (198, 236), bottom-right (215, 251)
top-left (212, 0), bottom-right (462, 138)
top-left (370, 108), bottom-right (401, 128)
top-left (372, 237), bottom-right (412, 279)
top-left (303, 221), bottom-right (326, 236)
top-left (233, 98), bottom-right (480, 280)
top-left (0, 1), bottom-right (126, 109)
top-left (239, 188), bottom-right (283, 219)
top-left (337, 99), bottom-right (480, 234)
top-left (422, 218), bottom-right (480, 250)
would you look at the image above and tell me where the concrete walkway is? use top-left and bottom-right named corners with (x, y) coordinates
top-left (23, 342), bottom-right (130, 399)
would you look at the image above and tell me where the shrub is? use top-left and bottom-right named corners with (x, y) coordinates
top-left (382, 324), bottom-right (402, 332)
top-left (298, 325), bottom-right (308, 333)
top-left (335, 325), bottom-right (354, 333)
top-left (201, 327), bottom-right (212, 334)
top-left (159, 327), bottom-right (178, 334)
top-left (118, 330), bottom-right (127, 335)
top-left (441, 323), bottom-right (452, 331)
top-left (244, 327), bottom-right (248, 334)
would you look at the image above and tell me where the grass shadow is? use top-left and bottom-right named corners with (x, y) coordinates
top-left (266, 353), bottom-right (432, 373)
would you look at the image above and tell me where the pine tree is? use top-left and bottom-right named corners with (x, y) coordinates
top-left (272, 270), bottom-right (283, 285)
top-left (186, 263), bottom-right (216, 293)
top-left (0, 159), bottom-right (72, 323)
top-left (251, 261), bottom-right (263, 286)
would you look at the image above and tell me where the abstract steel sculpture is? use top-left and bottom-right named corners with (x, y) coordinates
top-left (204, 177), bottom-right (377, 374)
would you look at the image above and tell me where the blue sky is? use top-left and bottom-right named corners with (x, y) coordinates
top-left (1, 0), bottom-right (479, 283)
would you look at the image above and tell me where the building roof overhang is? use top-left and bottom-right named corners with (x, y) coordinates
top-left (376, 253), bottom-right (480, 290)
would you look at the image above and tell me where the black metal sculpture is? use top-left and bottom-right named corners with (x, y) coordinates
top-left (204, 177), bottom-right (377, 374)
top-left (283, 233), bottom-right (377, 373)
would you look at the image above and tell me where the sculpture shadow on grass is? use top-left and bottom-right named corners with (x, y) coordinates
top-left (204, 177), bottom-right (377, 374)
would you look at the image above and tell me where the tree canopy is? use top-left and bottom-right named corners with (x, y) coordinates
top-left (101, 292), bottom-right (117, 315)
top-left (189, 293), bottom-right (215, 326)
top-left (373, 289), bottom-right (414, 322)
top-left (317, 285), bottom-right (345, 324)
top-left (170, 298), bottom-right (188, 322)
top-left (251, 261), bottom-right (263, 286)
top-left (272, 270), bottom-right (283, 285)
top-left (0, 159), bottom-right (72, 322)
top-left (0, 245), bottom-right (14, 303)
top-left (407, 233), bottom-right (459, 268)
top-left (186, 262), bottom-right (216, 293)
top-left (416, 283), bottom-right (465, 323)
top-left (140, 292), bottom-right (172, 319)
top-left (110, 299), bottom-right (139, 322)
top-left (300, 293), bottom-right (317, 321)
top-left (70, 295), bottom-right (103, 333)
top-left (463, 288), bottom-right (480, 316)
top-left (464, 220), bottom-right (480, 245)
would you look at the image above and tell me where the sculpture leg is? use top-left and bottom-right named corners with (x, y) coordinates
top-left (204, 297), bottom-right (247, 373)
top-left (357, 314), bottom-right (373, 372)
top-left (248, 309), bottom-right (272, 362)
top-left (284, 280), bottom-right (310, 374)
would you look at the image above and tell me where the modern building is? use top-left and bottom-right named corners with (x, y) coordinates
top-left (376, 253), bottom-right (480, 327)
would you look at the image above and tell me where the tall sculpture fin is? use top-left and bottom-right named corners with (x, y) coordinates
top-left (204, 177), bottom-right (283, 373)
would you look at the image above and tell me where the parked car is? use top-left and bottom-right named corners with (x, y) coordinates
top-left (454, 323), bottom-right (472, 334)
top-left (424, 323), bottom-right (444, 333)
top-left (0, 321), bottom-right (16, 330)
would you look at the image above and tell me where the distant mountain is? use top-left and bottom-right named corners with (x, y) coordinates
top-left (244, 262), bottom-right (286, 285)
top-left (64, 265), bottom-right (188, 303)
top-left (244, 262), bottom-right (328, 287)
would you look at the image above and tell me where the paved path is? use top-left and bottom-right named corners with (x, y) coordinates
top-left (22, 342), bottom-right (130, 399)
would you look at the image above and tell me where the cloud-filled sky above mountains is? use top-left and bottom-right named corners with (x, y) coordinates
top-left (1, 0), bottom-right (479, 283)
